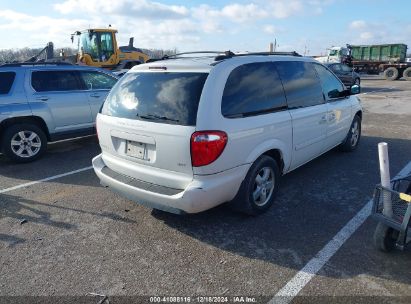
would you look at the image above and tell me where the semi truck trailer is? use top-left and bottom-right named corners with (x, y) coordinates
top-left (316, 43), bottom-right (411, 81)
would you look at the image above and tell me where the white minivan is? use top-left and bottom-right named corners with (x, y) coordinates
top-left (93, 52), bottom-right (362, 215)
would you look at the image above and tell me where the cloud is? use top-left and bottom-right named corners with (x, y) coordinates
top-left (192, 1), bottom-right (307, 24)
top-left (220, 3), bottom-right (268, 23)
top-left (263, 25), bottom-right (283, 35)
top-left (346, 20), bottom-right (411, 48)
top-left (359, 32), bottom-right (374, 40)
top-left (349, 20), bottom-right (367, 30)
top-left (54, 0), bottom-right (189, 20)
top-left (0, 9), bottom-right (92, 47)
top-left (264, 1), bottom-right (304, 19)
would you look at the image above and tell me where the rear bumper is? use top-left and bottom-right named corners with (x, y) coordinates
top-left (92, 154), bottom-right (249, 214)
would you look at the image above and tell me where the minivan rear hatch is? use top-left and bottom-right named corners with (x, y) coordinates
top-left (98, 70), bottom-right (208, 189)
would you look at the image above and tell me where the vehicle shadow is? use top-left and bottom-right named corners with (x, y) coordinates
top-left (0, 233), bottom-right (26, 248)
top-left (0, 192), bottom-right (137, 248)
top-left (152, 135), bottom-right (411, 284)
top-left (1, 193), bottom-right (136, 224)
top-left (0, 136), bottom-right (101, 188)
top-left (0, 194), bottom-right (76, 230)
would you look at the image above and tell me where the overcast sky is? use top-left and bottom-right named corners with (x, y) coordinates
top-left (0, 0), bottom-right (410, 55)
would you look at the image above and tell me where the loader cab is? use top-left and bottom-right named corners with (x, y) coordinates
top-left (74, 29), bottom-right (118, 67)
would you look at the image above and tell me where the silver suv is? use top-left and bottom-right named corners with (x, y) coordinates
top-left (0, 63), bottom-right (118, 162)
top-left (93, 52), bottom-right (362, 215)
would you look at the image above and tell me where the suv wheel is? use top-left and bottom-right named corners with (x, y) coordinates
top-left (339, 115), bottom-right (361, 152)
top-left (2, 124), bottom-right (47, 163)
top-left (230, 155), bottom-right (280, 215)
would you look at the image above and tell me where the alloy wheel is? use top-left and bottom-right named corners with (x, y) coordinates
top-left (10, 131), bottom-right (42, 158)
top-left (351, 121), bottom-right (360, 147)
top-left (253, 167), bottom-right (275, 207)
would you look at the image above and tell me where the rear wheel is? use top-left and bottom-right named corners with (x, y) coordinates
top-left (1, 123), bottom-right (47, 163)
top-left (403, 67), bottom-right (411, 81)
top-left (230, 155), bottom-right (280, 215)
top-left (339, 115), bottom-right (361, 152)
top-left (384, 67), bottom-right (399, 81)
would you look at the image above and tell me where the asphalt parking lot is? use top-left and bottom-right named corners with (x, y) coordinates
top-left (1, 75), bottom-right (410, 303)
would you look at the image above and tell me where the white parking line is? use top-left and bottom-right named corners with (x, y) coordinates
top-left (270, 161), bottom-right (411, 304)
top-left (0, 166), bottom-right (93, 194)
top-left (270, 201), bottom-right (372, 304)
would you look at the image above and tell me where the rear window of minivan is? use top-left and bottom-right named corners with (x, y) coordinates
top-left (101, 72), bottom-right (208, 126)
top-left (0, 72), bottom-right (16, 94)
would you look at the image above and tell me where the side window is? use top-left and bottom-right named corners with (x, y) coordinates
top-left (313, 64), bottom-right (345, 99)
top-left (222, 62), bottom-right (287, 117)
top-left (274, 61), bottom-right (324, 109)
top-left (100, 33), bottom-right (114, 60)
top-left (0, 72), bottom-right (16, 94)
top-left (80, 71), bottom-right (117, 90)
top-left (32, 71), bottom-right (83, 92)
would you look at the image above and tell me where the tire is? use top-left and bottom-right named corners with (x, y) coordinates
top-left (403, 67), bottom-right (411, 81)
top-left (339, 115), bottom-right (361, 152)
top-left (230, 155), bottom-right (280, 215)
top-left (383, 67), bottom-right (399, 81)
top-left (1, 123), bottom-right (47, 163)
top-left (373, 222), bottom-right (398, 252)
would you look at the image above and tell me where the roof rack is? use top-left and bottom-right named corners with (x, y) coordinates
top-left (216, 51), bottom-right (302, 61)
top-left (146, 51), bottom-right (229, 63)
top-left (145, 50), bottom-right (302, 64)
top-left (0, 62), bottom-right (73, 68)
top-left (163, 51), bottom-right (229, 59)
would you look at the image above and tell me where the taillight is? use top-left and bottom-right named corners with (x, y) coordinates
top-left (191, 131), bottom-right (228, 167)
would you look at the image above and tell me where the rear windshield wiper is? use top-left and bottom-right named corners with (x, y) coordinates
top-left (137, 113), bottom-right (180, 123)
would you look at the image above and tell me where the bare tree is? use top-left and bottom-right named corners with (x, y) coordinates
top-left (1, 46), bottom-right (177, 63)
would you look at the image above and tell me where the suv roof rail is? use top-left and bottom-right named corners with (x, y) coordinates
top-left (163, 51), bottom-right (229, 59)
top-left (0, 62), bottom-right (74, 68)
top-left (215, 51), bottom-right (302, 61)
top-left (144, 50), bottom-right (302, 64)
top-left (146, 51), bottom-right (228, 63)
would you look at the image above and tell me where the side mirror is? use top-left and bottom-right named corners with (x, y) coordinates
top-left (350, 84), bottom-right (360, 95)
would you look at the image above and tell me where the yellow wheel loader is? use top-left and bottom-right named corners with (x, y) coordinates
top-left (72, 28), bottom-right (149, 70)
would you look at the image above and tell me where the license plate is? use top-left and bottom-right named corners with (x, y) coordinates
top-left (126, 141), bottom-right (146, 159)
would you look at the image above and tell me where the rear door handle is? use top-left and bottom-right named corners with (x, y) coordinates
top-left (35, 96), bottom-right (49, 101)
top-left (90, 93), bottom-right (101, 98)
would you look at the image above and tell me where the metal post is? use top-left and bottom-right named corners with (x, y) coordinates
top-left (46, 42), bottom-right (54, 60)
top-left (378, 142), bottom-right (393, 217)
